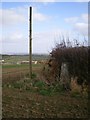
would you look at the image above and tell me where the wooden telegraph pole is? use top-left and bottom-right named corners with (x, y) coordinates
top-left (29, 7), bottom-right (32, 79)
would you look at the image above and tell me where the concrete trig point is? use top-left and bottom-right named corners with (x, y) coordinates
top-left (60, 62), bottom-right (71, 90)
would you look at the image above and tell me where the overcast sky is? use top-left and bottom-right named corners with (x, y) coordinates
top-left (0, 1), bottom-right (88, 54)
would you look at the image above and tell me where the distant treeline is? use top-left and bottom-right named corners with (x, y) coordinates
top-left (2, 54), bottom-right (49, 61)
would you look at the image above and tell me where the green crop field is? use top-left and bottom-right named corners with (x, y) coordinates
top-left (2, 64), bottom-right (28, 69)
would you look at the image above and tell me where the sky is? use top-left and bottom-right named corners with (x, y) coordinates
top-left (0, 1), bottom-right (88, 54)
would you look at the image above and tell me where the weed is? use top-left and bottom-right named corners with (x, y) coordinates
top-left (38, 86), bottom-right (55, 96)
top-left (12, 82), bottom-right (24, 89)
top-left (33, 81), bottom-right (46, 89)
top-left (39, 89), bottom-right (51, 96)
top-left (53, 84), bottom-right (65, 93)
top-left (31, 73), bottom-right (37, 79)
top-left (70, 91), bottom-right (81, 98)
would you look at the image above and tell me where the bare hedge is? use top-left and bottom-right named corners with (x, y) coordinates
top-left (48, 42), bottom-right (88, 86)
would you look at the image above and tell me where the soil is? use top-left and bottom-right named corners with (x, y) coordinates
top-left (2, 87), bottom-right (88, 118)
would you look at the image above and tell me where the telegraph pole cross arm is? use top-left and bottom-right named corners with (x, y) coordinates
top-left (29, 7), bottom-right (32, 79)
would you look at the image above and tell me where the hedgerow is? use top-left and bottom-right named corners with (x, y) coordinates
top-left (44, 39), bottom-right (88, 90)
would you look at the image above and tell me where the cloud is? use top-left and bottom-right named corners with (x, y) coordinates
top-left (2, 32), bottom-right (26, 43)
top-left (33, 30), bottom-right (58, 54)
top-left (33, 13), bottom-right (46, 21)
top-left (2, 27), bottom-right (88, 54)
top-left (32, 6), bottom-right (50, 21)
top-left (2, 31), bottom-right (28, 54)
top-left (0, 5), bottom-right (49, 27)
top-left (65, 13), bottom-right (88, 36)
top-left (65, 17), bottom-right (78, 24)
top-left (33, 11), bottom-right (48, 21)
top-left (81, 14), bottom-right (88, 23)
top-left (33, 29), bottom-right (81, 54)
top-left (9, 33), bottom-right (23, 41)
top-left (65, 14), bottom-right (88, 24)
top-left (0, 10), bottom-right (2, 26)
top-left (74, 22), bottom-right (88, 35)
top-left (0, 9), bottom-right (26, 26)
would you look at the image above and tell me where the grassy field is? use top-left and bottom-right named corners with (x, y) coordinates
top-left (2, 55), bottom-right (88, 118)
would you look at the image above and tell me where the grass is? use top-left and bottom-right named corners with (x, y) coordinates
top-left (39, 89), bottom-right (51, 96)
top-left (3, 78), bottom-right (87, 98)
top-left (33, 81), bottom-right (53, 96)
top-left (11, 82), bottom-right (24, 89)
top-left (33, 81), bottom-right (46, 88)
top-left (2, 75), bottom-right (65, 96)
top-left (2, 64), bottom-right (28, 69)
top-left (31, 73), bottom-right (37, 79)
